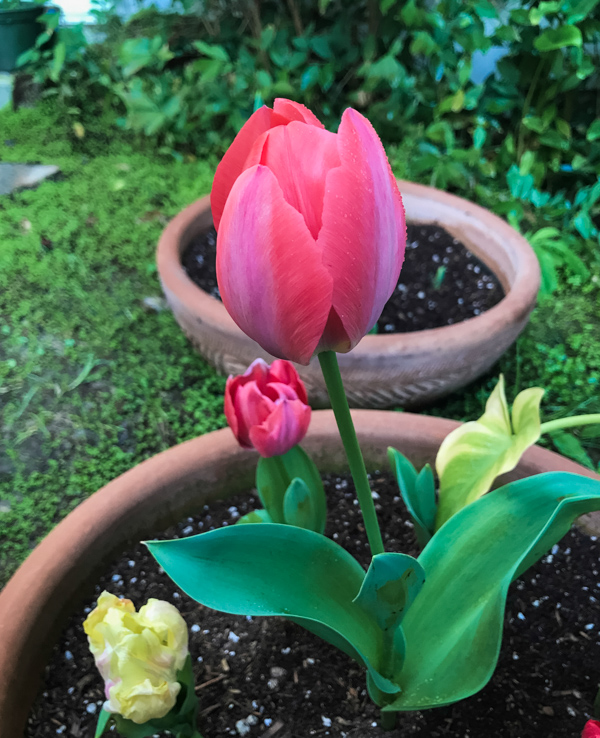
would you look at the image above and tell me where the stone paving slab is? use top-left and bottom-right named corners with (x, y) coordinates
top-left (0, 163), bottom-right (60, 196)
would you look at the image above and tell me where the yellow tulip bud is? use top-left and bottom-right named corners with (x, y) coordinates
top-left (84, 591), bottom-right (189, 724)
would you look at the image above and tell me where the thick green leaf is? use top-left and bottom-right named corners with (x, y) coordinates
top-left (387, 448), bottom-right (435, 546)
top-left (283, 477), bottom-right (326, 533)
top-left (534, 26), bottom-right (582, 52)
top-left (95, 709), bottom-right (112, 738)
top-left (587, 119), bottom-right (600, 142)
top-left (236, 509), bottom-right (273, 525)
top-left (118, 37), bottom-right (173, 77)
top-left (384, 472), bottom-right (600, 711)
top-left (193, 40), bottom-right (230, 62)
top-left (147, 524), bottom-right (400, 696)
top-left (415, 466), bottom-right (436, 534)
top-left (176, 656), bottom-right (200, 720)
top-left (435, 375), bottom-right (544, 528)
top-left (356, 554), bottom-right (425, 704)
top-left (113, 714), bottom-right (162, 738)
top-left (549, 431), bottom-right (595, 469)
top-left (354, 553), bottom-right (425, 633)
top-left (256, 446), bottom-right (326, 527)
top-left (567, 0), bottom-right (600, 23)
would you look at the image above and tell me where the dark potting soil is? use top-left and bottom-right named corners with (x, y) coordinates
top-left (27, 473), bottom-right (599, 738)
top-left (181, 225), bottom-right (504, 334)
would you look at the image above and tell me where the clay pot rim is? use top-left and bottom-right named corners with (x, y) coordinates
top-left (1, 409), bottom-right (596, 737)
top-left (156, 179), bottom-right (540, 356)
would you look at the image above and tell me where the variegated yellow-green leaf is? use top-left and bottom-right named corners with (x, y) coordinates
top-left (435, 375), bottom-right (544, 529)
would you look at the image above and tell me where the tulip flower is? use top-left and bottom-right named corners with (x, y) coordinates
top-left (84, 591), bottom-right (189, 724)
top-left (212, 98), bottom-right (406, 365)
top-left (583, 721), bottom-right (600, 738)
top-left (224, 358), bottom-right (311, 457)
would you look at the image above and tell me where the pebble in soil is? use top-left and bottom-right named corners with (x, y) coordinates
top-left (27, 473), bottom-right (599, 738)
top-left (181, 225), bottom-right (504, 334)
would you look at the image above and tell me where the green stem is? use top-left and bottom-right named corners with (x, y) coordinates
top-left (380, 710), bottom-right (397, 730)
top-left (540, 413), bottom-right (600, 435)
top-left (318, 351), bottom-right (384, 557)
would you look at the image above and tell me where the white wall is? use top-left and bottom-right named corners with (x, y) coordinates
top-left (57, 0), bottom-right (177, 24)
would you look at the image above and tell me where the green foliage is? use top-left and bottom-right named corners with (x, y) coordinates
top-left (0, 0), bottom-right (43, 9)
top-left (13, 0), bottom-right (600, 324)
top-left (146, 523), bottom-right (405, 698)
top-left (386, 472), bottom-right (600, 710)
top-left (242, 445), bottom-right (327, 532)
top-left (15, 0), bottom-right (600, 187)
top-left (148, 472), bottom-right (600, 712)
top-left (387, 448), bottom-right (436, 547)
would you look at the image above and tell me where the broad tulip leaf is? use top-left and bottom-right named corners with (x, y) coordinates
top-left (534, 26), bottom-right (582, 51)
top-left (435, 375), bottom-right (544, 528)
top-left (256, 446), bottom-right (326, 527)
top-left (355, 553), bottom-right (425, 706)
top-left (388, 447), bottom-right (436, 546)
top-left (384, 471), bottom-right (600, 711)
top-left (147, 524), bottom-right (400, 696)
top-left (236, 509), bottom-right (273, 525)
top-left (414, 465), bottom-right (436, 536)
top-left (354, 553), bottom-right (425, 633)
top-left (283, 477), bottom-right (326, 533)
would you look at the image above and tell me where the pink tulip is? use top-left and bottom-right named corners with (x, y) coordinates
top-left (583, 720), bottom-right (600, 738)
top-left (224, 358), bottom-right (311, 458)
top-left (212, 98), bottom-right (406, 365)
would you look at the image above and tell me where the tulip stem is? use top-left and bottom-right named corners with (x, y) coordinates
top-left (540, 413), bottom-right (600, 435)
top-left (318, 351), bottom-right (385, 557)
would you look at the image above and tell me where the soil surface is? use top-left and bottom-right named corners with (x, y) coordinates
top-left (181, 225), bottom-right (504, 334)
top-left (28, 473), bottom-right (599, 738)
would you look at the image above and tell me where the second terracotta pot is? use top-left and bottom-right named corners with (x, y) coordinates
top-left (157, 180), bottom-right (540, 408)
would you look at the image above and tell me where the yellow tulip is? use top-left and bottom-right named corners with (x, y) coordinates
top-left (84, 591), bottom-right (189, 724)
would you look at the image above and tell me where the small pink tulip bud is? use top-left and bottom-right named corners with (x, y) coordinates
top-left (583, 720), bottom-right (600, 738)
top-left (224, 358), bottom-right (311, 458)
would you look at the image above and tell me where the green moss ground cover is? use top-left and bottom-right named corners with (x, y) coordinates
top-left (1, 104), bottom-right (599, 588)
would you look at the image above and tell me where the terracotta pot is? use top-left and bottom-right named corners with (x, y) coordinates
top-left (1, 409), bottom-right (595, 738)
top-left (157, 181), bottom-right (540, 408)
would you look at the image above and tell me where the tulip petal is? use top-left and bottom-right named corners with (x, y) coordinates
top-left (268, 359), bottom-right (308, 404)
top-left (264, 381), bottom-right (299, 402)
top-left (259, 122), bottom-right (341, 240)
top-left (217, 165), bottom-right (333, 365)
top-left (236, 382), bottom-right (275, 429)
top-left (211, 106), bottom-right (290, 230)
top-left (273, 98), bottom-right (324, 128)
top-left (249, 399), bottom-right (311, 457)
top-left (224, 375), bottom-right (241, 441)
top-left (318, 109), bottom-right (406, 349)
top-left (316, 306), bottom-right (352, 355)
top-left (238, 358), bottom-right (270, 392)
